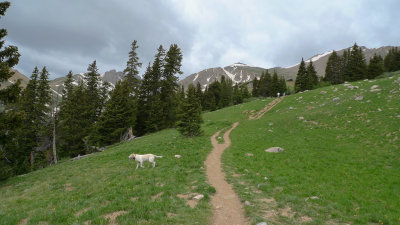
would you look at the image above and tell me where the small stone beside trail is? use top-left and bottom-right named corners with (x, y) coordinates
top-left (355, 96), bottom-right (364, 101)
top-left (265, 147), bottom-right (284, 153)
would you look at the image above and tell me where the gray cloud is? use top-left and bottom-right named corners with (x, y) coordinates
top-left (3, 0), bottom-right (400, 79)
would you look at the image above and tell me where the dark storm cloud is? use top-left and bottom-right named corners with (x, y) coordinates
top-left (2, 0), bottom-right (400, 79)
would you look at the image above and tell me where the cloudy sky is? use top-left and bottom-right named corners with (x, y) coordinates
top-left (2, 0), bottom-right (400, 79)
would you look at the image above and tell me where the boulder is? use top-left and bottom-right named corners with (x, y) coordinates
top-left (174, 155), bottom-right (181, 159)
top-left (192, 194), bottom-right (204, 200)
top-left (265, 147), bottom-right (284, 153)
top-left (355, 96), bottom-right (364, 101)
top-left (333, 97), bottom-right (340, 102)
top-left (257, 222), bottom-right (268, 225)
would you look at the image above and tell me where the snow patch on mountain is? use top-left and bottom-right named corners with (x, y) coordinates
top-left (222, 67), bottom-right (238, 83)
top-left (193, 73), bottom-right (199, 82)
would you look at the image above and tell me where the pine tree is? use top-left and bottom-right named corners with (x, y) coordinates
top-left (232, 84), bottom-right (243, 105)
top-left (325, 51), bottom-right (344, 84)
top-left (367, 54), bottom-right (384, 79)
top-left (207, 79), bottom-right (221, 111)
top-left (58, 82), bottom-right (91, 157)
top-left (251, 77), bottom-right (259, 97)
top-left (160, 44), bottom-right (182, 129)
top-left (294, 58), bottom-right (308, 92)
top-left (195, 82), bottom-right (203, 105)
top-left (219, 75), bottom-right (230, 107)
top-left (84, 60), bottom-right (102, 123)
top-left (37, 67), bottom-right (51, 137)
top-left (240, 83), bottom-right (250, 99)
top-left (91, 81), bottom-right (135, 146)
top-left (123, 40), bottom-right (142, 90)
top-left (0, 1), bottom-right (22, 179)
top-left (344, 43), bottom-right (367, 81)
top-left (384, 47), bottom-right (400, 72)
top-left (177, 84), bottom-right (203, 137)
top-left (278, 76), bottom-right (287, 95)
top-left (271, 70), bottom-right (280, 97)
top-left (306, 60), bottom-right (318, 87)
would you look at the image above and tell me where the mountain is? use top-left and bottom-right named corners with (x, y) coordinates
top-left (0, 69), bottom-right (30, 90)
top-left (179, 45), bottom-right (397, 89)
top-left (1, 69), bottom-right (129, 97)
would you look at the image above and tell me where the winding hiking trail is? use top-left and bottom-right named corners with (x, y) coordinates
top-left (205, 122), bottom-right (249, 225)
top-left (249, 97), bottom-right (284, 120)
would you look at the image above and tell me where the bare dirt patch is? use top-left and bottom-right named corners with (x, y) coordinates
top-left (18, 218), bottom-right (28, 225)
top-left (167, 212), bottom-right (176, 218)
top-left (151, 192), bottom-right (164, 201)
top-left (75, 207), bottom-right (91, 217)
top-left (280, 206), bottom-right (295, 218)
top-left (84, 221), bottom-right (90, 225)
top-left (177, 193), bottom-right (201, 208)
top-left (299, 215), bottom-right (313, 223)
top-left (130, 197), bottom-right (137, 202)
top-left (103, 211), bottom-right (128, 225)
top-left (205, 122), bottom-right (249, 225)
top-left (232, 173), bottom-right (242, 177)
top-left (64, 183), bottom-right (74, 191)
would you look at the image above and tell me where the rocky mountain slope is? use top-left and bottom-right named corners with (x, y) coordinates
top-left (179, 46), bottom-right (396, 89)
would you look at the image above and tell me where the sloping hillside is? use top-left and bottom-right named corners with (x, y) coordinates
top-left (223, 72), bottom-right (400, 224)
top-left (1, 72), bottom-right (399, 224)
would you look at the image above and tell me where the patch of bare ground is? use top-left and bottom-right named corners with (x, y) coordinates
top-left (232, 173), bottom-right (242, 177)
top-left (84, 221), bottom-right (90, 225)
top-left (151, 192), bottom-right (164, 201)
top-left (103, 211), bottom-right (128, 225)
top-left (299, 215), bottom-right (313, 223)
top-left (18, 218), bottom-right (28, 225)
top-left (130, 197), bottom-right (137, 202)
top-left (280, 206), bottom-right (294, 218)
top-left (75, 207), bottom-right (91, 217)
top-left (249, 97), bottom-right (284, 120)
top-left (177, 193), bottom-right (201, 208)
top-left (64, 183), bottom-right (74, 191)
top-left (167, 212), bottom-right (176, 218)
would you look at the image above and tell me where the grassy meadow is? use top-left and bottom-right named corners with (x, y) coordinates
top-left (1, 73), bottom-right (399, 225)
top-left (223, 73), bottom-right (400, 224)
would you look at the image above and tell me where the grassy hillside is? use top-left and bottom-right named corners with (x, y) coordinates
top-left (1, 73), bottom-right (399, 224)
top-left (223, 73), bottom-right (400, 224)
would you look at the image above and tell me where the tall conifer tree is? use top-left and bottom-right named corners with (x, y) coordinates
top-left (294, 58), bottom-right (308, 92)
top-left (177, 84), bottom-right (203, 137)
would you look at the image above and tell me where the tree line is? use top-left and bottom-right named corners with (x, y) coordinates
top-left (252, 70), bottom-right (287, 97)
top-left (294, 43), bottom-right (400, 92)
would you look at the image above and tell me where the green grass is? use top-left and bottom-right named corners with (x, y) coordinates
top-left (223, 75), bottom-right (400, 224)
top-left (1, 74), bottom-right (399, 225)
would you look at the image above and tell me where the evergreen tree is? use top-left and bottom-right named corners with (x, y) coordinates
top-left (325, 51), bottom-right (344, 84)
top-left (206, 79), bottom-right (221, 111)
top-left (160, 44), bottom-right (182, 129)
top-left (306, 60), bottom-right (318, 87)
top-left (251, 77), bottom-right (259, 97)
top-left (176, 84), bottom-right (203, 137)
top-left (219, 75), bottom-right (231, 107)
top-left (232, 84), bottom-right (243, 105)
top-left (344, 43), bottom-right (367, 81)
top-left (367, 54), bottom-right (384, 79)
top-left (240, 83), bottom-right (250, 99)
top-left (278, 77), bottom-right (287, 95)
top-left (61, 71), bottom-right (74, 101)
top-left (384, 47), bottom-right (400, 72)
top-left (271, 70), bottom-right (280, 96)
top-left (37, 67), bottom-right (51, 137)
top-left (123, 40), bottom-right (142, 91)
top-left (195, 82), bottom-right (203, 105)
top-left (84, 60), bottom-right (102, 123)
top-left (91, 81), bottom-right (135, 146)
top-left (0, 1), bottom-right (22, 179)
top-left (294, 58), bottom-right (308, 92)
top-left (58, 82), bottom-right (91, 157)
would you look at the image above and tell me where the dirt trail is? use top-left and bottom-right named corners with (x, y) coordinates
top-left (205, 122), bottom-right (249, 225)
top-left (249, 97), bottom-right (284, 120)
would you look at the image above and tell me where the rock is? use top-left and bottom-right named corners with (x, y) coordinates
top-left (333, 88), bottom-right (338, 92)
top-left (288, 106), bottom-right (295, 110)
top-left (298, 116), bottom-right (304, 120)
top-left (371, 85), bottom-right (379, 89)
top-left (246, 153), bottom-right (253, 157)
top-left (377, 108), bottom-right (382, 112)
top-left (370, 89), bottom-right (382, 92)
top-left (264, 177), bottom-right (269, 180)
top-left (174, 155), bottom-right (181, 159)
top-left (265, 147), bottom-right (284, 153)
top-left (333, 97), bottom-right (340, 102)
top-left (355, 96), bottom-right (364, 101)
top-left (192, 194), bottom-right (204, 200)
top-left (257, 222), bottom-right (268, 225)
top-left (397, 115), bottom-right (400, 118)
top-left (244, 200), bottom-right (253, 206)
top-left (310, 196), bottom-right (319, 200)
top-left (366, 100), bottom-right (371, 103)
top-left (268, 122), bottom-right (273, 126)
top-left (320, 91), bottom-right (327, 94)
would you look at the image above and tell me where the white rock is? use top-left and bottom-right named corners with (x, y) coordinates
top-left (333, 88), bottom-right (338, 92)
top-left (377, 108), bottom-right (382, 112)
top-left (193, 194), bottom-right (204, 200)
top-left (288, 106), bottom-right (295, 110)
top-left (244, 200), bottom-right (253, 206)
top-left (333, 97), bottom-right (340, 102)
top-left (174, 155), bottom-right (181, 159)
top-left (320, 91), bottom-right (327, 94)
top-left (265, 147), bottom-right (284, 153)
top-left (264, 177), bottom-right (269, 180)
top-left (371, 85), bottom-right (379, 89)
top-left (355, 96), bottom-right (364, 101)
top-left (257, 222), bottom-right (268, 225)
top-left (298, 116), bottom-right (304, 120)
top-left (370, 89), bottom-right (382, 92)
top-left (246, 153), bottom-right (253, 157)
top-left (310, 196), bottom-right (319, 200)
